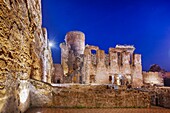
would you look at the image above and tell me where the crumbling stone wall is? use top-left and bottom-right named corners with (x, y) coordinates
top-left (40, 28), bottom-right (53, 83)
top-left (143, 72), bottom-right (164, 86)
top-left (29, 80), bottom-right (150, 108)
top-left (0, 0), bottom-right (53, 112)
top-left (53, 86), bottom-right (150, 108)
top-left (60, 31), bottom-right (85, 83)
top-left (52, 64), bottom-right (63, 83)
top-left (83, 45), bottom-right (143, 87)
top-left (142, 85), bottom-right (170, 108)
top-left (60, 31), bottom-right (143, 88)
top-left (155, 87), bottom-right (170, 108)
top-left (30, 79), bottom-right (53, 107)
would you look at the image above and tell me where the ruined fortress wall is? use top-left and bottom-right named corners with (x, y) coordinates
top-left (0, 0), bottom-right (51, 112)
top-left (143, 72), bottom-right (164, 86)
top-left (83, 45), bottom-right (143, 86)
top-left (154, 87), bottom-right (170, 108)
top-left (53, 86), bottom-right (150, 108)
top-left (60, 43), bottom-right (69, 75)
top-left (60, 31), bottom-right (85, 75)
top-left (52, 64), bottom-right (63, 83)
top-left (60, 31), bottom-right (85, 83)
top-left (59, 31), bottom-right (143, 87)
top-left (29, 80), bottom-right (150, 108)
top-left (142, 86), bottom-right (170, 108)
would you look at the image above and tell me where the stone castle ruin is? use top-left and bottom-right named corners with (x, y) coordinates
top-left (0, 0), bottom-right (169, 112)
top-left (60, 31), bottom-right (143, 88)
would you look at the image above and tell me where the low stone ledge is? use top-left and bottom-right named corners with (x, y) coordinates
top-left (30, 80), bottom-right (150, 108)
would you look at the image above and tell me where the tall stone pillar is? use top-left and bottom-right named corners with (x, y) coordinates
top-left (121, 52), bottom-right (131, 74)
top-left (109, 48), bottom-right (119, 74)
top-left (132, 54), bottom-right (143, 88)
top-left (83, 47), bottom-right (92, 83)
top-left (96, 50), bottom-right (108, 83)
top-left (60, 43), bottom-right (69, 76)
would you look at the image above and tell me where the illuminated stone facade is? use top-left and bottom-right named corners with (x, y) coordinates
top-left (0, 0), bottom-right (53, 112)
top-left (52, 64), bottom-right (63, 83)
top-left (60, 31), bottom-right (85, 83)
top-left (143, 72), bottom-right (164, 86)
top-left (60, 31), bottom-right (143, 88)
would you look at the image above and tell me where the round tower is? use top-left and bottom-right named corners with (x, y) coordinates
top-left (65, 31), bottom-right (85, 55)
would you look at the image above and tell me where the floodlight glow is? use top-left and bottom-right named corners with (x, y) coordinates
top-left (49, 42), bottom-right (54, 47)
top-left (49, 41), bottom-right (56, 48)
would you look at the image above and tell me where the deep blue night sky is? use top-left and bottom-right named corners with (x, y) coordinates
top-left (42, 0), bottom-right (170, 71)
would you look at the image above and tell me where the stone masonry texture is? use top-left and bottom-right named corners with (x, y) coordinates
top-left (60, 32), bottom-right (143, 88)
top-left (0, 0), bottom-right (53, 112)
top-left (30, 80), bottom-right (150, 108)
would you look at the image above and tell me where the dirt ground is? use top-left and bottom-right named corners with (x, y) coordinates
top-left (26, 106), bottom-right (170, 113)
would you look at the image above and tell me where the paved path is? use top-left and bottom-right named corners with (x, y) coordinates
top-left (26, 107), bottom-right (170, 113)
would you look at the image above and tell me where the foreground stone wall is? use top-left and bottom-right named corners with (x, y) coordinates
top-left (53, 86), bottom-right (150, 108)
top-left (156, 87), bottom-right (170, 108)
top-left (30, 79), bottom-right (53, 107)
top-left (0, 0), bottom-right (53, 112)
top-left (142, 85), bottom-right (170, 108)
top-left (30, 79), bottom-right (150, 108)
top-left (0, 74), bottom-right (19, 113)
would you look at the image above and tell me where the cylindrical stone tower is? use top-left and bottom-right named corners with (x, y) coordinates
top-left (65, 31), bottom-right (85, 55)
